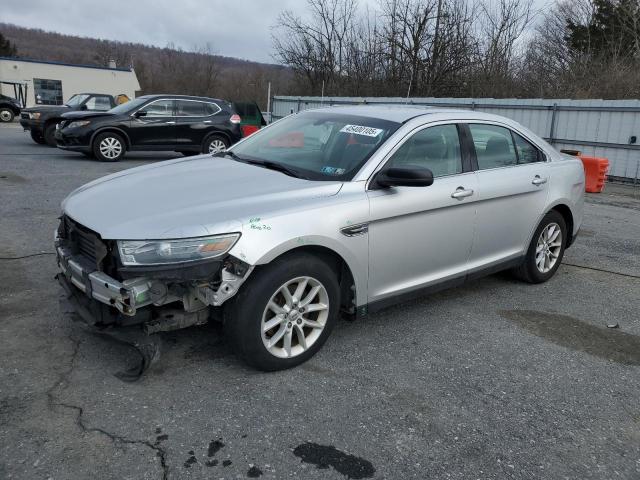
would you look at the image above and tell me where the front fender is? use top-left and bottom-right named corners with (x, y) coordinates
top-left (227, 199), bottom-right (370, 307)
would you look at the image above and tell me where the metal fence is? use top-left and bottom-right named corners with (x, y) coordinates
top-left (272, 96), bottom-right (640, 182)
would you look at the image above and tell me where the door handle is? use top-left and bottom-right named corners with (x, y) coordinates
top-left (532, 175), bottom-right (547, 186)
top-left (451, 187), bottom-right (474, 199)
top-left (165, 121), bottom-right (176, 124)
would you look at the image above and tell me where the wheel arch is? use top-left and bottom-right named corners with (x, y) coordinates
top-left (548, 203), bottom-right (575, 248)
top-left (202, 130), bottom-right (231, 150)
top-left (255, 243), bottom-right (361, 314)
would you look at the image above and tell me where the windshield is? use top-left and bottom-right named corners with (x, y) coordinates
top-left (230, 111), bottom-right (400, 181)
top-left (107, 97), bottom-right (148, 115)
top-left (65, 94), bottom-right (89, 107)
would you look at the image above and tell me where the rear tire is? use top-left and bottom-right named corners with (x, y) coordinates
top-left (44, 123), bottom-right (57, 146)
top-left (202, 134), bottom-right (229, 154)
top-left (225, 253), bottom-right (340, 371)
top-left (0, 108), bottom-right (14, 123)
top-left (513, 210), bottom-right (566, 283)
top-left (30, 130), bottom-right (46, 145)
top-left (93, 132), bottom-right (126, 162)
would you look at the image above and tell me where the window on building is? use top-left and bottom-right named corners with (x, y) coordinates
top-left (33, 78), bottom-right (63, 105)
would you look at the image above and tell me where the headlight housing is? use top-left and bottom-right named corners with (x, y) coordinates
top-left (67, 120), bottom-right (91, 129)
top-left (30, 112), bottom-right (41, 120)
top-left (117, 234), bottom-right (240, 266)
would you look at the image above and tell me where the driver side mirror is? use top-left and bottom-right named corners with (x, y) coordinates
top-left (373, 166), bottom-right (434, 189)
top-left (133, 110), bottom-right (147, 118)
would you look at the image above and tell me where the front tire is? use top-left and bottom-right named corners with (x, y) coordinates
top-left (225, 253), bottom-right (340, 371)
top-left (44, 123), bottom-right (57, 146)
top-left (0, 108), bottom-right (14, 123)
top-left (513, 210), bottom-right (566, 283)
top-left (93, 132), bottom-right (126, 162)
top-left (30, 130), bottom-right (46, 145)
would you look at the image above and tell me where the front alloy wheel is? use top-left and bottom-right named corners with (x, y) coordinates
top-left (93, 132), bottom-right (126, 162)
top-left (226, 253), bottom-right (340, 371)
top-left (261, 276), bottom-right (330, 359)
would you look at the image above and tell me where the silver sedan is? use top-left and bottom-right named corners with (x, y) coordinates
top-left (56, 106), bottom-right (585, 374)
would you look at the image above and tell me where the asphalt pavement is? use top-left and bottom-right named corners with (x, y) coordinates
top-left (1, 122), bottom-right (639, 479)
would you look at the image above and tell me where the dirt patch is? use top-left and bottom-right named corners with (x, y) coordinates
top-left (500, 309), bottom-right (640, 366)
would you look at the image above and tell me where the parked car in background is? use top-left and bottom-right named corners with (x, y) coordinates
top-left (0, 94), bottom-right (22, 123)
top-left (20, 93), bottom-right (116, 145)
top-left (55, 94), bottom-right (243, 161)
top-left (55, 106), bottom-right (584, 373)
top-left (233, 100), bottom-right (267, 137)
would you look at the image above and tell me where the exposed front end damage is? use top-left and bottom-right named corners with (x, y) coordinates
top-left (55, 216), bottom-right (253, 380)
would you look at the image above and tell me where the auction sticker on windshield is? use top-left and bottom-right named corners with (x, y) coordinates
top-left (340, 125), bottom-right (384, 137)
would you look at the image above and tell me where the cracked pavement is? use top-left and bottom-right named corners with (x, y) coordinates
top-left (1, 124), bottom-right (639, 479)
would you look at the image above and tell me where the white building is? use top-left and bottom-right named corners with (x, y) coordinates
top-left (0, 57), bottom-right (140, 107)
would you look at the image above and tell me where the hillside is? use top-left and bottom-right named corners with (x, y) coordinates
top-left (0, 23), bottom-right (295, 107)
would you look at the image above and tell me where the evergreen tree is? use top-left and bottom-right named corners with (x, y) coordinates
top-left (0, 32), bottom-right (18, 56)
top-left (566, 0), bottom-right (640, 57)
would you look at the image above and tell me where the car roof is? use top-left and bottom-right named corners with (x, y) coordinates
top-left (308, 104), bottom-right (510, 124)
top-left (138, 94), bottom-right (226, 103)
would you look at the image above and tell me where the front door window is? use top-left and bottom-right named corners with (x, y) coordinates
top-left (386, 124), bottom-right (463, 177)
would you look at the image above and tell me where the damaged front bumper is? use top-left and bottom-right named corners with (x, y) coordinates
top-left (57, 242), bottom-right (153, 318)
top-left (55, 230), bottom-right (253, 379)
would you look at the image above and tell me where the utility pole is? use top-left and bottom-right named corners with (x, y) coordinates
top-left (266, 82), bottom-right (271, 123)
top-left (430, 0), bottom-right (443, 94)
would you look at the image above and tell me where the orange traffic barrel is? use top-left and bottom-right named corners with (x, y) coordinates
top-left (578, 156), bottom-right (609, 193)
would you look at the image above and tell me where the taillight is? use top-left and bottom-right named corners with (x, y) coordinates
top-left (230, 114), bottom-right (241, 124)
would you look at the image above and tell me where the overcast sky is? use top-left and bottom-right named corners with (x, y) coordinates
top-left (4, 0), bottom-right (548, 64)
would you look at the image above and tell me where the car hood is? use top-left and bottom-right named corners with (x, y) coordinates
top-left (62, 156), bottom-right (343, 240)
top-left (61, 110), bottom-right (115, 120)
top-left (22, 105), bottom-right (69, 113)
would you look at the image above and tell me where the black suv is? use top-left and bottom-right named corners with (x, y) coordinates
top-left (0, 94), bottom-right (22, 123)
top-left (20, 93), bottom-right (116, 146)
top-left (55, 95), bottom-right (243, 161)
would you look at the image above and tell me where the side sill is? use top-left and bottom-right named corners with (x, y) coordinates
top-left (361, 256), bottom-right (525, 316)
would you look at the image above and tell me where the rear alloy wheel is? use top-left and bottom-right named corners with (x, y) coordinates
top-left (0, 108), bottom-right (14, 123)
top-left (93, 132), bottom-right (126, 162)
top-left (513, 210), bottom-right (566, 283)
top-left (226, 253), bottom-right (340, 371)
top-left (203, 135), bottom-right (229, 154)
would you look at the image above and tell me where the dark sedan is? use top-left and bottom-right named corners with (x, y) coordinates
top-left (55, 95), bottom-right (243, 162)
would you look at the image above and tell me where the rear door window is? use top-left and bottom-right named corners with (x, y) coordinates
top-left (512, 132), bottom-right (542, 164)
top-left (468, 124), bottom-right (518, 170)
top-left (175, 100), bottom-right (205, 117)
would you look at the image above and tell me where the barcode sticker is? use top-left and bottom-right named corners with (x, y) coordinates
top-left (340, 125), bottom-right (383, 137)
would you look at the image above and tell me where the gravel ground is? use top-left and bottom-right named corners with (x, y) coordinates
top-left (1, 123), bottom-right (639, 480)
